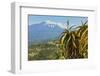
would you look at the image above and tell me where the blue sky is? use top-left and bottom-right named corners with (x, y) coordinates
top-left (28, 15), bottom-right (88, 27)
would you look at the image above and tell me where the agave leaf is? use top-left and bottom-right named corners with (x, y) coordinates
top-left (83, 21), bottom-right (88, 25)
top-left (81, 27), bottom-right (88, 38)
top-left (72, 40), bottom-right (77, 48)
top-left (68, 25), bottom-right (77, 30)
top-left (61, 33), bottom-right (67, 44)
top-left (71, 33), bottom-right (75, 41)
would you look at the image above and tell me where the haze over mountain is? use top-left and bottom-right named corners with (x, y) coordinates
top-left (28, 20), bottom-right (67, 43)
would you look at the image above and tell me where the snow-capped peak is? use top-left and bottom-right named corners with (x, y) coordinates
top-left (44, 20), bottom-right (67, 29)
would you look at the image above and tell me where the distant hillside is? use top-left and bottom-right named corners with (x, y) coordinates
top-left (28, 21), bottom-right (65, 44)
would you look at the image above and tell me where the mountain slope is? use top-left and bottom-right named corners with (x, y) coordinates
top-left (28, 21), bottom-right (65, 43)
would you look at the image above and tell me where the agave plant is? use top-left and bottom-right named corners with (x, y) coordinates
top-left (58, 21), bottom-right (88, 59)
top-left (76, 21), bottom-right (88, 58)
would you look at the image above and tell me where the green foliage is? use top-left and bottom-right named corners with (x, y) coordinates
top-left (28, 43), bottom-right (59, 60)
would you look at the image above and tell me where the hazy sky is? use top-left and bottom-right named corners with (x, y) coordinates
top-left (28, 15), bottom-right (88, 27)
